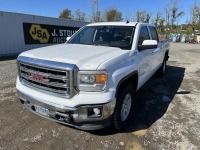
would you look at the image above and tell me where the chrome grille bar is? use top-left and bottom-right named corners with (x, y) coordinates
top-left (17, 56), bottom-right (79, 99)
top-left (20, 66), bottom-right (69, 80)
top-left (21, 73), bottom-right (69, 88)
top-left (19, 62), bottom-right (70, 97)
top-left (22, 80), bottom-right (68, 94)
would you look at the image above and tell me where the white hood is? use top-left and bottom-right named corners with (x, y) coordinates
top-left (20, 44), bottom-right (126, 70)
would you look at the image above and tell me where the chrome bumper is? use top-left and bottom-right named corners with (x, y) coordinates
top-left (17, 90), bottom-right (116, 130)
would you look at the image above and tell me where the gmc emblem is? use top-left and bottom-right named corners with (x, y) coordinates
top-left (28, 72), bottom-right (50, 83)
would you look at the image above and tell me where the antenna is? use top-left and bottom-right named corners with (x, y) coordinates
top-left (126, 20), bottom-right (129, 24)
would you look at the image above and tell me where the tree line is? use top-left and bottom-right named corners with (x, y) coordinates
top-left (59, 0), bottom-right (200, 34)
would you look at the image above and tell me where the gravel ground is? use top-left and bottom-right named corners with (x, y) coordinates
top-left (0, 43), bottom-right (200, 150)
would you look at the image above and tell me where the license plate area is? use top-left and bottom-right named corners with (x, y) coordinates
top-left (34, 105), bottom-right (49, 117)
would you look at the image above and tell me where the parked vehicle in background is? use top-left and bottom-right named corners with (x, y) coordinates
top-left (172, 34), bottom-right (177, 43)
top-left (176, 34), bottom-right (181, 42)
top-left (186, 34), bottom-right (196, 43)
top-left (168, 35), bottom-right (173, 42)
top-left (16, 22), bottom-right (170, 130)
top-left (195, 33), bottom-right (200, 43)
top-left (165, 33), bottom-right (199, 44)
top-left (180, 35), bottom-right (187, 43)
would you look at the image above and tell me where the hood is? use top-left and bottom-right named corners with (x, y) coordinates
top-left (20, 44), bottom-right (126, 70)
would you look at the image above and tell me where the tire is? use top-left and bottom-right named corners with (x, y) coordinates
top-left (157, 59), bottom-right (167, 77)
top-left (112, 84), bottom-right (135, 130)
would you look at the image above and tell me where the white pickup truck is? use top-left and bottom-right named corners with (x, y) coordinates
top-left (16, 22), bottom-right (169, 130)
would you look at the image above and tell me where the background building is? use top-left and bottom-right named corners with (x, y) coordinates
top-left (0, 11), bottom-right (88, 57)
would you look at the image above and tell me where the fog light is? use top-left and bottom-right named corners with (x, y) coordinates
top-left (93, 108), bottom-right (100, 115)
top-left (88, 107), bottom-right (102, 118)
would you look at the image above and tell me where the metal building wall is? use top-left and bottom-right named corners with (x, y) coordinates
top-left (0, 11), bottom-right (88, 56)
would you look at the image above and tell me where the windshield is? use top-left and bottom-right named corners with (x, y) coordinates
top-left (67, 26), bottom-right (135, 50)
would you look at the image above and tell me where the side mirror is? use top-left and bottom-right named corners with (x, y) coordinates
top-left (66, 37), bottom-right (71, 42)
top-left (138, 40), bottom-right (158, 51)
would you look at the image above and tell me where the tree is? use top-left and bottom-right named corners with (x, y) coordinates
top-left (188, 0), bottom-right (200, 34)
top-left (185, 25), bottom-right (193, 34)
top-left (74, 9), bottom-right (86, 21)
top-left (171, 0), bottom-right (184, 29)
top-left (145, 13), bottom-right (151, 23)
top-left (136, 10), bottom-right (151, 23)
top-left (103, 8), bottom-right (123, 21)
top-left (152, 11), bottom-right (165, 33)
top-left (136, 10), bottom-right (146, 22)
top-left (158, 18), bottom-right (165, 33)
top-left (154, 11), bottom-right (162, 27)
top-left (59, 8), bottom-right (73, 19)
top-left (165, 1), bottom-right (171, 27)
top-left (125, 11), bottom-right (135, 22)
top-left (90, 0), bottom-right (101, 22)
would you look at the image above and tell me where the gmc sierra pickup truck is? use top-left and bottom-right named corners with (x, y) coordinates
top-left (16, 22), bottom-right (169, 130)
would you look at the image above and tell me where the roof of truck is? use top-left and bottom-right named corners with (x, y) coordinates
top-left (86, 22), bottom-right (137, 26)
top-left (86, 22), bottom-right (153, 27)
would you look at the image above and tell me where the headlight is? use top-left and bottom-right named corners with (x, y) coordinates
top-left (77, 71), bottom-right (107, 92)
top-left (80, 74), bottom-right (96, 83)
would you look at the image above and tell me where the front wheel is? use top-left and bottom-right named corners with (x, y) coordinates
top-left (112, 85), bottom-right (135, 130)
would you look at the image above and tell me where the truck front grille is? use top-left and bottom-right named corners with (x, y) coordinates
top-left (19, 62), bottom-right (71, 97)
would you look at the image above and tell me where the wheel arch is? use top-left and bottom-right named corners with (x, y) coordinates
top-left (115, 70), bottom-right (138, 98)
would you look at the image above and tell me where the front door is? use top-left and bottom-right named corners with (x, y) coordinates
top-left (137, 26), bottom-right (156, 87)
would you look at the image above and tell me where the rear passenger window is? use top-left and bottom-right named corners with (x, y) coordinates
top-left (138, 26), bottom-right (150, 45)
top-left (149, 26), bottom-right (159, 41)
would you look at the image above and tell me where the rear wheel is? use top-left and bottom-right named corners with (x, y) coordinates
top-left (112, 85), bottom-right (134, 130)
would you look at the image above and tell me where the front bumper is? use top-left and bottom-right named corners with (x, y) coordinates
top-left (17, 90), bottom-right (116, 130)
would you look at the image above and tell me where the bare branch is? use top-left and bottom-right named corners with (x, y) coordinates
top-left (90, 0), bottom-right (101, 22)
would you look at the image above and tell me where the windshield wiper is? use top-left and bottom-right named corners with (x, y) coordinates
top-left (93, 42), bottom-right (111, 47)
top-left (93, 43), bottom-right (100, 46)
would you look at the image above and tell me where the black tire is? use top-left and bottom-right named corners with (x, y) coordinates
top-left (112, 84), bottom-right (135, 130)
top-left (157, 59), bottom-right (167, 77)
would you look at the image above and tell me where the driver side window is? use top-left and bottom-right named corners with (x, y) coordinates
top-left (138, 26), bottom-right (150, 45)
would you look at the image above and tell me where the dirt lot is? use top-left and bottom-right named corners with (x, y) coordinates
top-left (0, 43), bottom-right (200, 150)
